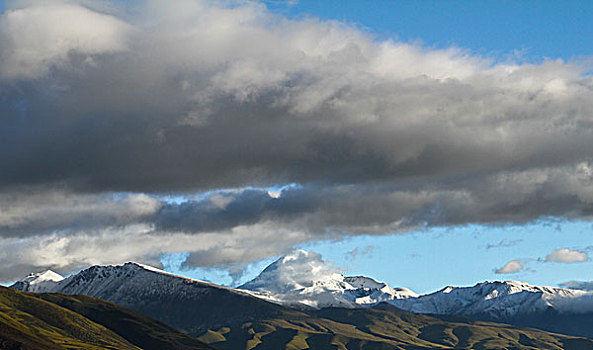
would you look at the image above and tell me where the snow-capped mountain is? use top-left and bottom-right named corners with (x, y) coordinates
top-left (10, 262), bottom-right (288, 335)
top-left (238, 250), bottom-right (417, 308)
top-left (11, 269), bottom-right (64, 293)
top-left (236, 250), bottom-right (593, 318)
top-left (11, 250), bottom-right (593, 339)
top-left (383, 279), bottom-right (593, 338)
top-left (390, 280), bottom-right (593, 319)
top-left (11, 261), bottom-right (259, 304)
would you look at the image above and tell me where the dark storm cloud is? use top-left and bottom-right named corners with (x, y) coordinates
top-left (2, 0), bottom-right (593, 280)
top-left (1, 1), bottom-right (592, 195)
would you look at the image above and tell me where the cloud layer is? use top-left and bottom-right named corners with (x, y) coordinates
top-left (1, 0), bottom-right (593, 281)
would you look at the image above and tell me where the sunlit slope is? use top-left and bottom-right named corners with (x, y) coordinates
top-left (0, 286), bottom-right (138, 350)
top-left (0, 286), bottom-right (214, 350)
top-left (198, 305), bottom-right (593, 350)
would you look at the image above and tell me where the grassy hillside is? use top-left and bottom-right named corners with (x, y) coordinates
top-left (0, 286), bottom-right (214, 350)
top-left (196, 303), bottom-right (593, 350)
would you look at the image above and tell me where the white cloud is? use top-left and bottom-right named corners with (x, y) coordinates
top-left (238, 249), bottom-right (341, 293)
top-left (0, 3), bottom-right (131, 78)
top-left (0, 221), bottom-right (313, 283)
top-left (495, 260), bottom-right (524, 274)
top-left (545, 248), bottom-right (589, 263)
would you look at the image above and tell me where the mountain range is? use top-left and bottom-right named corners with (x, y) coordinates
top-left (9, 249), bottom-right (593, 349)
top-left (10, 258), bottom-right (593, 349)
top-left (237, 250), bottom-right (593, 339)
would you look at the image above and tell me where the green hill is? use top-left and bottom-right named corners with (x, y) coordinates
top-left (0, 286), bottom-right (214, 350)
top-left (196, 304), bottom-right (593, 350)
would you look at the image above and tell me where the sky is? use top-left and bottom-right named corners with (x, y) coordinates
top-left (1, 0), bottom-right (593, 294)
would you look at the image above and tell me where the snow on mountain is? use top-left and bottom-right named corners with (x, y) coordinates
top-left (389, 280), bottom-right (593, 319)
top-left (10, 270), bottom-right (64, 293)
top-left (10, 262), bottom-right (253, 305)
top-left (11, 261), bottom-right (293, 335)
top-left (11, 251), bottom-right (593, 322)
top-left (237, 250), bottom-right (593, 316)
top-left (238, 250), bottom-right (417, 308)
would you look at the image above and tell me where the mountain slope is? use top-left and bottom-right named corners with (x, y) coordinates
top-left (11, 262), bottom-right (298, 336)
top-left (0, 286), bottom-right (214, 350)
top-left (35, 292), bottom-right (217, 350)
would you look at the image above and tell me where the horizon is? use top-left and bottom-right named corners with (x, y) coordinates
top-left (1, 0), bottom-right (593, 296)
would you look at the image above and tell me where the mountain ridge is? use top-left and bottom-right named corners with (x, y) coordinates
top-left (11, 253), bottom-right (593, 341)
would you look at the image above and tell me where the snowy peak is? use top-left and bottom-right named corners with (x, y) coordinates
top-left (11, 261), bottom-right (217, 296)
top-left (435, 280), bottom-right (586, 301)
top-left (11, 269), bottom-right (64, 292)
top-left (24, 270), bottom-right (64, 284)
top-left (390, 279), bottom-right (592, 318)
top-left (11, 260), bottom-right (264, 316)
top-left (239, 250), bottom-right (416, 308)
top-left (344, 276), bottom-right (418, 298)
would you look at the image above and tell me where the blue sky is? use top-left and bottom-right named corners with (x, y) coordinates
top-left (163, 0), bottom-right (593, 294)
top-left (268, 0), bottom-right (593, 62)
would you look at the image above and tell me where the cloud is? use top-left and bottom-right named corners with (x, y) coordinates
top-left (0, 188), bottom-right (161, 237)
top-left (486, 239), bottom-right (523, 250)
top-left (544, 248), bottom-right (589, 263)
top-left (238, 249), bottom-right (342, 293)
top-left (495, 260), bottom-right (524, 274)
top-left (0, 3), bottom-right (131, 79)
top-left (0, 221), bottom-right (313, 282)
top-left (346, 245), bottom-right (375, 260)
top-left (1, 0), bottom-right (593, 280)
top-left (559, 281), bottom-right (593, 291)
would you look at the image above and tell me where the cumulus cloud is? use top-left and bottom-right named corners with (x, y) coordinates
top-left (238, 249), bottom-right (342, 293)
top-left (545, 248), bottom-right (589, 263)
top-left (495, 260), bottom-right (524, 274)
top-left (0, 3), bottom-right (131, 79)
top-left (1, 0), bottom-right (593, 280)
